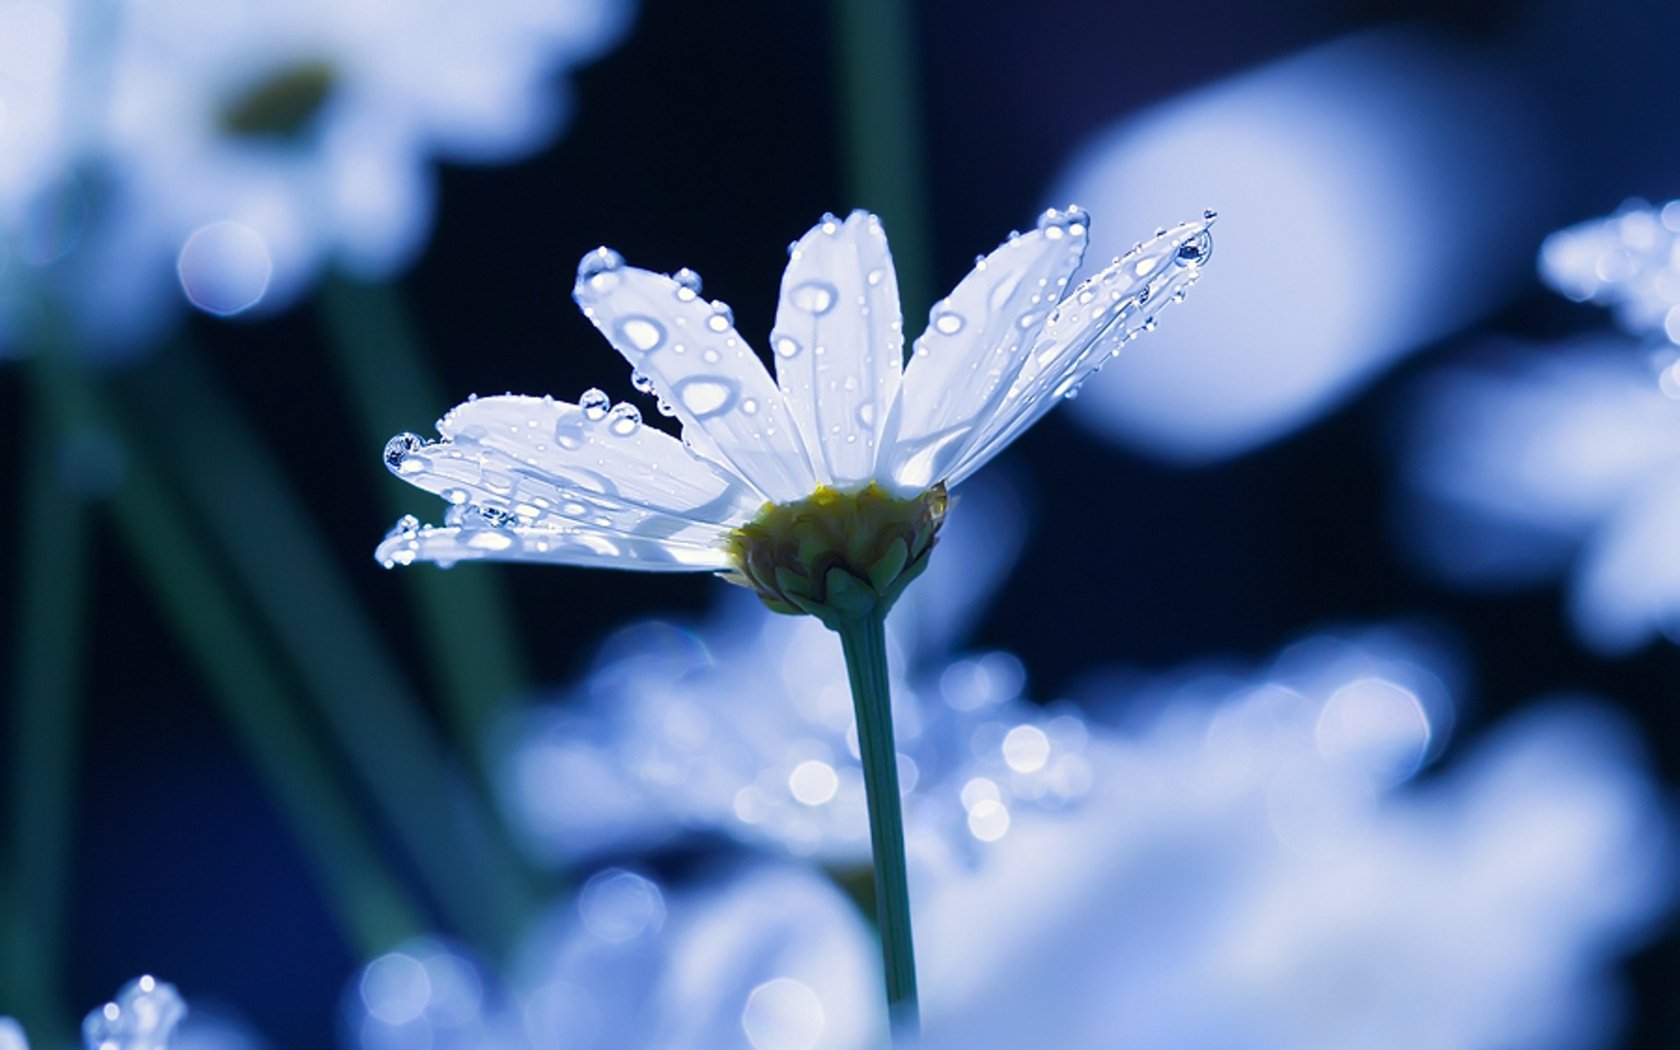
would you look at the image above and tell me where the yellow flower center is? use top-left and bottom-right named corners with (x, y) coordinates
top-left (724, 483), bottom-right (948, 625)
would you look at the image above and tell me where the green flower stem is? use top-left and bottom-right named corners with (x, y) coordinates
top-left (0, 402), bottom-right (91, 1047)
top-left (120, 344), bottom-right (541, 956)
top-left (832, 0), bottom-right (933, 328)
top-left (24, 351), bottom-right (425, 960)
top-left (835, 608), bottom-right (921, 1039)
top-left (317, 274), bottom-right (527, 767)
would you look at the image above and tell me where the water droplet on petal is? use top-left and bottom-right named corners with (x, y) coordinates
top-left (675, 377), bottom-right (739, 418)
top-left (774, 334), bottom-right (801, 358)
top-left (1175, 230), bottom-right (1213, 267)
top-left (608, 402), bottom-right (642, 436)
top-left (580, 388), bottom-right (611, 420)
top-left (655, 396), bottom-right (677, 417)
top-left (577, 247), bottom-right (624, 285)
top-left (616, 315), bottom-right (665, 352)
top-left (383, 432), bottom-right (424, 474)
top-left (477, 505), bottom-right (514, 528)
top-left (630, 369), bottom-right (655, 394)
top-left (673, 267), bottom-right (703, 294)
top-left (789, 280), bottom-right (837, 315)
top-left (855, 402), bottom-right (875, 426)
top-left (866, 268), bottom-right (885, 287)
top-left (740, 398), bottom-right (759, 415)
top-left (933, 310), bottom-right (965, 335)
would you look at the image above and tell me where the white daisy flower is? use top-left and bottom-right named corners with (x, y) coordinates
top-left (377, 207), bottom-right (1213, 616)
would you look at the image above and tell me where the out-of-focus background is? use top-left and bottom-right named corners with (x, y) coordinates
top-left (4, 0), bottom-right (1680, 1048)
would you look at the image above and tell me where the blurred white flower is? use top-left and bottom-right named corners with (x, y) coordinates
top-left (347, 861), bottom-right (882, 1050)
top-left (1540, 198), bottom-right (1680, 341)
top-left (497, 476), bottom-right (1088, 866)
top-left (1400, 338), bottom-right (1680, 652)
top-left (374, 626), bottom-right (1670, 1050)
top-left (0, 0), bottom-right (632, 353)
top-left (1047, 28), bottom-right (1553, 463)
top-left (376, 208), bottom-right (1212, 575)
top-left (917, 630), bottom-right (1673, 1050)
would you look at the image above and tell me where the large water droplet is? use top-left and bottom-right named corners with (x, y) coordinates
top-left (674, 377), bottom-right (739, 418)
top-left (383, 432), bottom-right (423, 474)
top-left (579, 388), bottom-right (611, 420)
top-left (932, 310), bottom-right (965, 335)
top-left (608, 402), bottom-right (642, 436)
top-left (1175, 230), bottom-right (1213, 267)
top-left (673, 267), bottom-right (703, 294)
top-left (629, 369), bottom-right (655, 394)
top-left (788, 280), bottom-right (838, 315)
top-left (577, 246), bottom-right (624, 284)
top-left (616, 315), bottom-right (665, 352)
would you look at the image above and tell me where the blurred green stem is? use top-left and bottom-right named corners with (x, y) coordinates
top-left (124, 343), bottom-right (540, 956)
top-left (1, 402), bottom-right (91, 1049)
top-left (318, 275), bottom-right (527, 769)
top-left (832, 0), bottom-right (933, 327)
top-left (24, 350), bottom-right (426, 961)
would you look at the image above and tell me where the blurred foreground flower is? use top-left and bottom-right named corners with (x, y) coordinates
top-left (378, 207), bottom-right (1212, 1036)
top-left (3, 976), bottom-right (255, 1050)
top-left (1540, 198), bottom-right (1680, 341)
top-left (0, 0), bottom-right (632, 352)
top-left (346, 627), bottom-right (1671, 1050)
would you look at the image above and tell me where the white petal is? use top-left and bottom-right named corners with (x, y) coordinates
top-left (1570, 469), bottom-right (1680, 655)
top-left (572, 251), bottom-right (817, 503)
top-left (772, 210), bottom-right (903, 486)
top-left (947, 215), bottom-right (1215, 486)
top-left (376, 516), bottom-right (731, 572)
top-left (882, 209), bottom-right (1090, 492)
top-left (383, 396), bottom-right (759, 561)
top-left (435, 394), bottom-right (762, 526)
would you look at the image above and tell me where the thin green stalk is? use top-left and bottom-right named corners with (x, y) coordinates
top-left (832, 0), bottom-right (933, 327)
top-left (835, 609), bottom-right (920, 1039)
top-left (317, 275), bottom-right (526, 764)
top-left (1, 404), bottom-right (91, 1048)
top-left (123, 343), bottom-right (540, 956)
top-left (25, 352), bottom-right (425, 960)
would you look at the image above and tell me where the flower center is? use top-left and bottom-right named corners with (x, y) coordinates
top-left (724, 483), bottom-right (948, 626)
top-left (220, 60), bottom-right (336, 139)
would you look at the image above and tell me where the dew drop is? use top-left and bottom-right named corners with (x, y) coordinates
top-left (1015, 310), bottom-right (1043, 331)
top-left (580, 388), bottom-right (611, 420)
top-left (1175, 230), bottom-right (1213, 267)
top-left (616, 315), bottom-right (665, 352)
top-left (476, 505), bottom-right (514, 528)
top-left (608, 403), bottom-right (642, 436)
top-left (630, 369), bottom-right (655, 394)
top-left (789, 280), bottom-right (838, 315)
top-left (855, 402), bottom-right (875, 426)
top-left (675, 377), bottom-right (739, 418)
top-left (383, 432), bottom-right (423, 474)
top-left (655, 397), bottom-right (677, 417)
top-left (703, 348), bottom-right (721, 364)
top-left (774, 334), bottom-right (802, 358)
top-left (707, 313), bottom-right (731, 333)
top-left (741, 398), bottom-right (759, 415)
top-left (673, 267), bottom-right (703, 294)
top-left (866, 268), bottom-right (885, 287)
top-left (933, 310), bottom-right (965, 335)
top-left (577, 247), bottom-right (624, 292)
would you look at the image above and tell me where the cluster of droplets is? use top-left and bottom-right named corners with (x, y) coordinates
top-left (1541, 199), bottom-right (1680, 343)
top-left (81, 977), bottom-right (186, 1050)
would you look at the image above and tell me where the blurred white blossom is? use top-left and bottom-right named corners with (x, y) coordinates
top-left (1540, 198), bottom-right (1680, 341)
top-left (0, 0), bottom-right (632, 354)
top-left (1400, 338), bottom-right (1680, 652)
top-left (386, 626), bottom-right (1671, 1050)
top-left (1048, 28), bottom-right (1552, 463)
top-left (347, 862), bottom-right (882, 1050)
